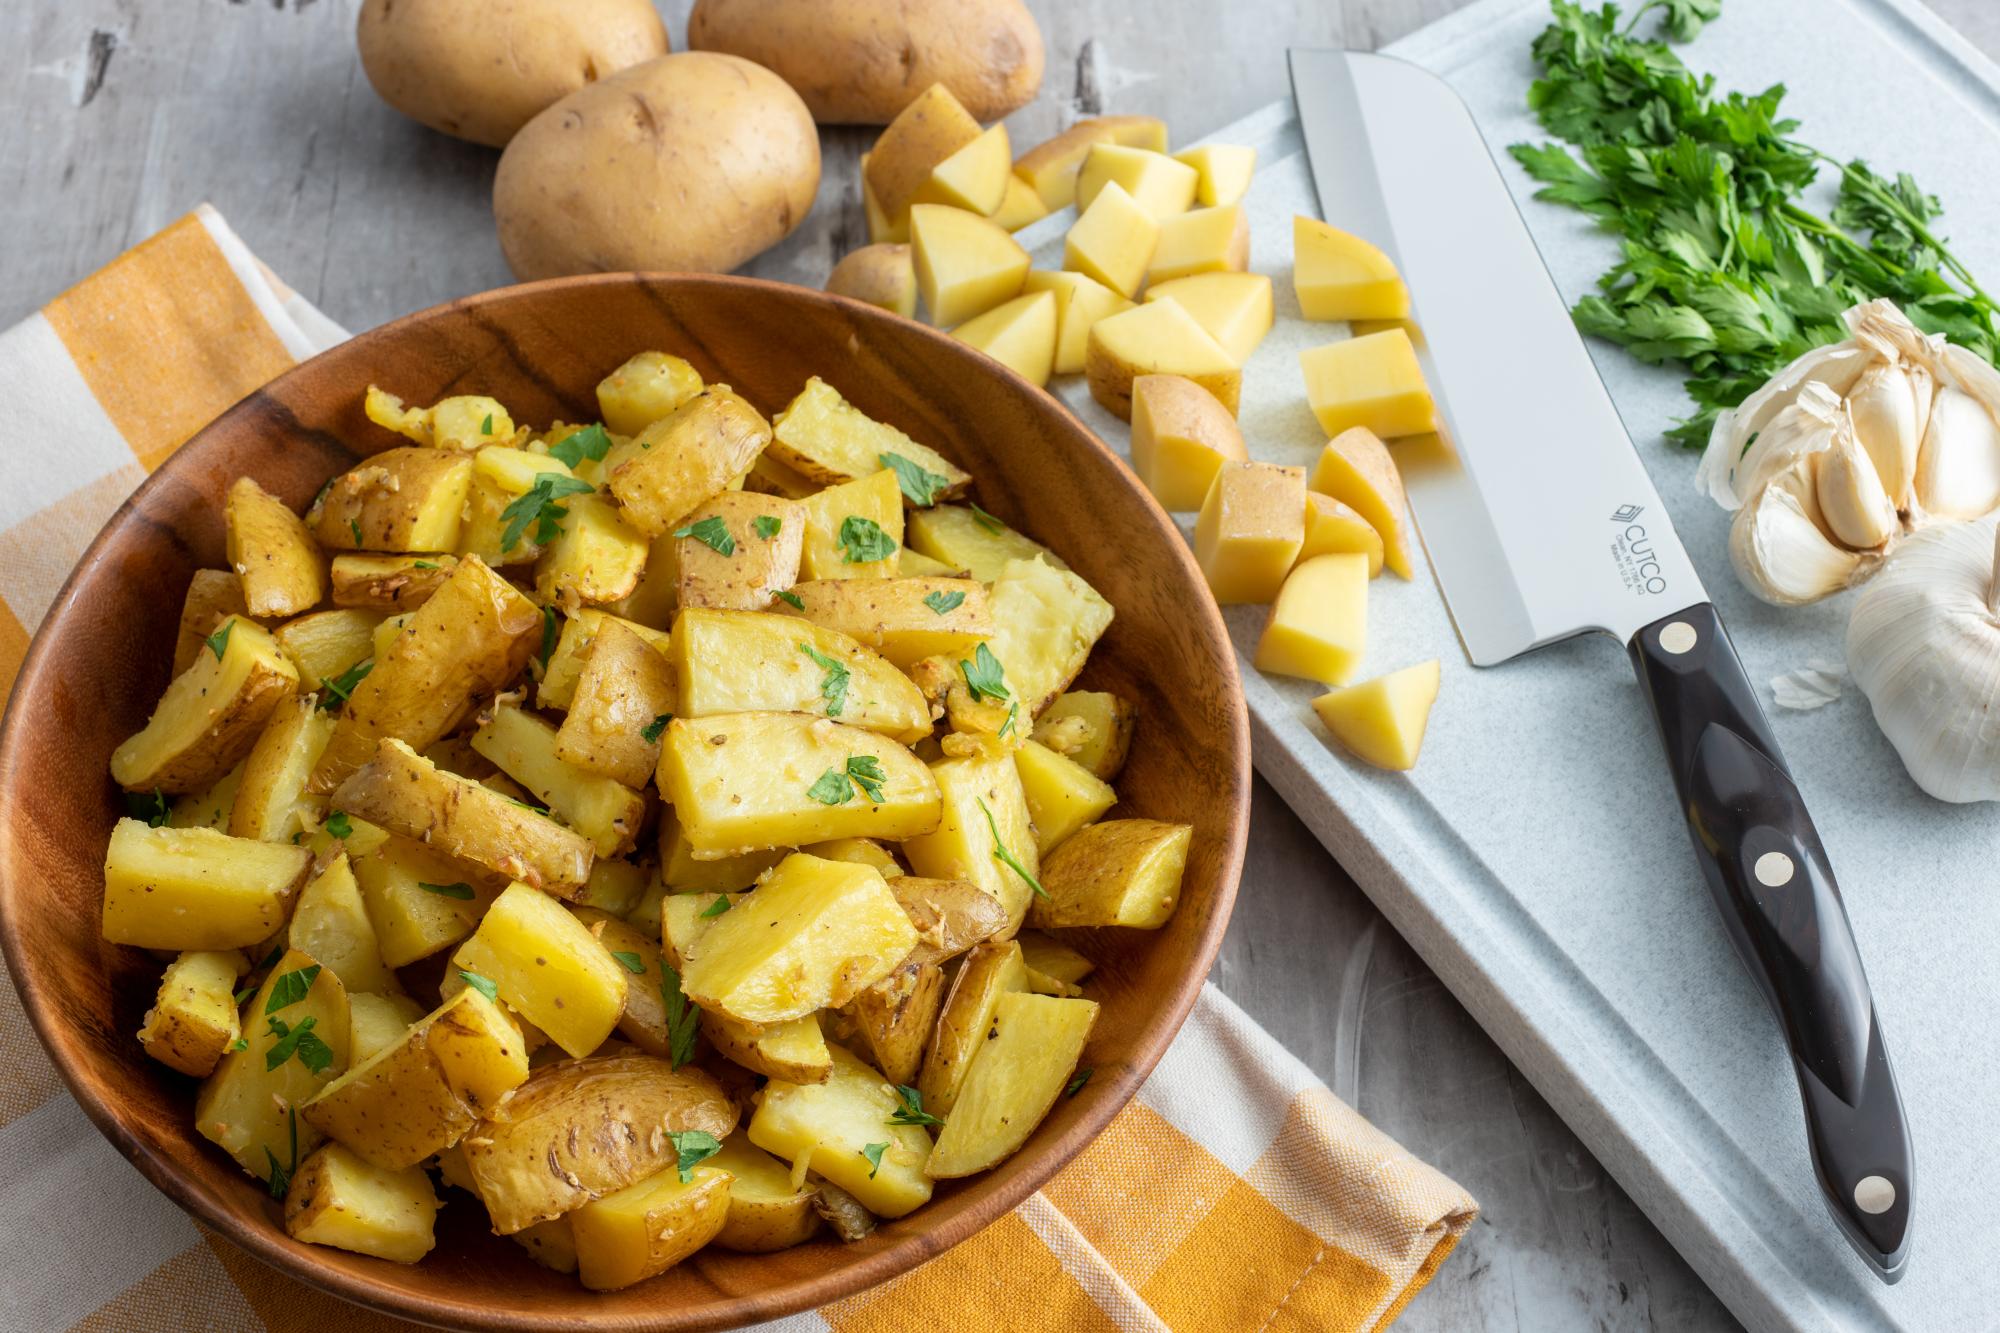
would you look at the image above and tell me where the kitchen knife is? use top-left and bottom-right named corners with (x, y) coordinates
top-left (1288, 48), bottom-right (1913, 1281)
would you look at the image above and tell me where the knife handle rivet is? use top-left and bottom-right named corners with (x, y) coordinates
top-left (1854, 1175), bottom-right (1896, 1215)
top-left (1659, 621), bottom-right (1698, 655)
top-left (1753, 852), bottom-right (1795, 888)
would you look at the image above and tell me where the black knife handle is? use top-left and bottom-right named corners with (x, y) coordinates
top-left (1629, 602), bottom-right (1912, 1279)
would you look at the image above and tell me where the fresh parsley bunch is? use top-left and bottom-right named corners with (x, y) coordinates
top-left (1510, 0), bottom-right (2000, 446)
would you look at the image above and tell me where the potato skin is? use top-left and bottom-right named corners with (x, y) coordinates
top-left (687, 0), bottom-right (1044, 124)
top-left (357, 0), bottom-right (669, 149)
top-left (494, 53), bottom-right (820, 280)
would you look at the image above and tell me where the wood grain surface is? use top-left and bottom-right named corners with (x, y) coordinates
top-left (6, 1), bottom-right (1995, 1327)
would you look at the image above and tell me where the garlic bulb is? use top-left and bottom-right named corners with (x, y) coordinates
top-left (1703, 299), bottom-right (2000, 605)
top-left (1848, 516), bottom-right (2000, 801)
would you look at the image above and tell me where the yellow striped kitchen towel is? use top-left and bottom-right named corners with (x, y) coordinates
top-left (0, 208), bottom-right (1477, 1333)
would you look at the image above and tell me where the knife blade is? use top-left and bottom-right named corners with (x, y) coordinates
top-left (1289, 47), bottom-right (1914, 1282)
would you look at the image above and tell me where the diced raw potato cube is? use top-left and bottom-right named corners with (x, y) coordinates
top-left (284, 1142), bottom-right (440, 1263)
top-left (1023, 269), bottom-right (1133, 376)
top-left (1300, 491), bottom-right (1386, 577)
top-left (1147, 205), bottom-right (1249, 284)
top-left (1313, 660), bottom-right (1442, 772)
top-left (952, 290), bottom-right (1058, 388)
top-left (1143, 271), bottom-right (1274, 365)
top-left (1075, 144), bottom-right (1198, 220)
top-left (1194, 461), bottom-right (1307, 604)
top-left (1130, 373), bottom-right (1249, 511)
top-left (1310, 426), bottom-right (1415, 578)
top-left (1087, 298), bottom-right (1240, 420)
top-left (912, 123), bottom-right (1012, 215)
top-left (1062, 181), bottom-right (1158, 300)
top-left (1299, 328), bottom-right (1436, 439)
top-left (910, 204), bottom-right (1031, 327)
top-left (1293, 215), bottom-right (1410, 321)
top-left (1256, 554), bottom-right (1369, 685)
top-left (1174, 143), bottom-right (1256, 207)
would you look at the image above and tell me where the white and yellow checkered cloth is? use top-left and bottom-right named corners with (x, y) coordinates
top-left (0, 208), bottom-right (1477, 1333)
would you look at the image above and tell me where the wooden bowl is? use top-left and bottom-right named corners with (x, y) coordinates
top-left (0, 275), bottom-right (1247, 1330)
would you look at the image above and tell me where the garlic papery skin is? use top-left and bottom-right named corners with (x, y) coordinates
top-left (1848, 516), bottom-right (2000, 802)
top-left (1731, 380), bottom-right (1847, 505)
top-left (1913, 384), bottom-right (2000, 521)
top-left (1731, 457), bottom-right (1868, 606)
top-left (1817, 415), bottom-right (1899, 550)
top-left (1698, 341), bottom-right (1869, 508)
top-left (1845, 360), bottom-right (1927, 511)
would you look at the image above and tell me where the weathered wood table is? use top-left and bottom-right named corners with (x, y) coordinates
top-left (9, 0), bottom-right (1995, 1326)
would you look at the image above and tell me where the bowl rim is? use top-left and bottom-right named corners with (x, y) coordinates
top-left (0, 272), bottom-right (1249, 1331)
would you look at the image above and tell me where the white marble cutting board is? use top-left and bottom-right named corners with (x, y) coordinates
top-left (1012, 1), bottom-right (2000, 1328)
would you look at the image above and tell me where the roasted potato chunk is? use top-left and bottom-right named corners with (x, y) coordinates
top-left (711, 1132), bottom-right (820, 1253)
top-left (597, 351), bottom-right (705, 436)
top-left (537, 608), bottom-right (671, 711)
top-left (472, 704), bottom-right (649, 856)
top-left (1031, 818), bottom-right (1191, 930)
top-left (1031, 690), bottom-right (1135, 781)
top-left (113, 616), bottom-right (298, 794)
top-left (334, 738), bottom-right (596, 895)
top-left (310, 447), bottom-right (473, 553)
top-left (843, 961), bottom-right (946, 1086)
top-left (571, 1163), bottom-right (733, 1291)
top-left (453, 883), bottom-right (628, 1058)
top-left (889, 875), bottom-right (1009, 966)
top-left (768, 376), bottom-right (970, 497)
top-left (776, 577), bottom-right (989, 670)
top-left (673, 608), bottom-right (930, 743)
top-left (329, 552), bottom-right (458, 612)
top-left (1016, 931), bottom-right (1096, 989)
top-left (797, 468), bottom-right (904, 581)
top-left (364, 388), bottom-right (514, 451)
top-left (671, 490), bottom-right (805, 612)
top-left (748, 1042), bottom-right (933, 1219)
top-left (604, 387), bottom-right (772, 537)
top-left (102, 819), bottom-right (309, 950)
top-left (536, 492), bottom-right (651, 609)
top-left (350, 834), bottom-right (503, 966)
top-left (231, 696), bottom-right (335, 842)
top-left (986, 557), bottom-right (1114, 718)
top-left (902, 747), bottom-right (1041, 933)
top-left (288, 853), bottom-right (400, 994)
top-left (284, 1142), bottom-right (440, 1264)
top-left (805, 836), bottom-right (904, 877)
top-left (173, 570), bottom-right (249, 675)
top-left (166, 762), bottom-right (244, 831)
top-left (1013, 739), bottom-right (1116, 856)
top-left (917, 940), bottom-right (1028, 1115)
top-left (138, 949), bottom-right (247, 1077)
top-left (273, 608), bottom-right (382, 693)
top-left (659, 811), bottom-right (785, 892)
top-left (553, 621), bottom-right (676, 789)
top-left (227, 477), bottom-right (326, 617)
top-left (905, 503), bottom-right (1064, 582)
top-left (348, 992), bottom-right (424, 1063)
top-left (926, 993), bottom-right (1097, 1177)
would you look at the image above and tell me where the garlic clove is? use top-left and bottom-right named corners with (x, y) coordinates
top-left (1698, 342), bottom-right (1868, 509)
top-left (1730, 458), bottom-right (1867, 605)
top-left (1847, 515), bottom-right (2000, 802)
top-left (1816, 414), bottom-right (1899, 549)
top-left (1912, 384), bottom-right (2000, 521)
top-left (1731, 380), bottom-right (1847, 505)
top-left (1844, 361), bottom-right (1923, 511)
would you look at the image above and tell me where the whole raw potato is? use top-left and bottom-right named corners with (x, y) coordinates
top-left (493, 53), bottom-right (821, 280)
top-left (356, 0), bottom-right (669, 149)
top-left (686, 0), bottom-right (1045, 124)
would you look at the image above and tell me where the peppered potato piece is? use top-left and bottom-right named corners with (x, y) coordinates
top-left (1030, 818), bottom-right (1191, 930)
top-left (603, 387), bottom-right (773, 537)
top-left (227, 477), bottom-right (326, 618)
top-left (172, 570), bottom-right (250, 676)
top-left (597, 351), bottom-right (705, 437)
top-left (272, 608), bottom-right (382, 693)
top-left (309, 447), bottom-right (473, 554)
top-left (472, 704), bottom-right (650, 857)
top-left (710, 1133), bottom-right (821, 1253)
top-left (842, 961), bottom-right (946, 1086)
top-left (888, 875), bottom-right (1009, 966)
top-left (672, 491), bottom-right (806, 612)
top-left (775, 577), bottom-right (989, 670)
top-left (329, 553), bottom-right (459, 612)
top-left (230, 695), bottom-right (336, 843)
top-left (1031, 690), bottom-right (1136, 781)
top-left (767, 376), bottom-right (970, 497)
top-left (553, 620), bottom-right (677, 788)
top-left (283, 1142), bottom-right (440, 1264)
top-left (137, 949), bottom-right (248, 1078)
top-left (673, 608), bottom-right (931, 743)
top-left (112, 616), bottom-right (299, 795)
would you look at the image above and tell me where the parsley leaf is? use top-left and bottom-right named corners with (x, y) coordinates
top-left (675, 515), bottom-right (736, 556)
top-left (539, 605), bottom-right (560, 667)
top-left (773, 589), bottom-right (805, 610)
top-left (264, 1107), bottom-right (298, 1200)
top-left (264, 1015), bottom-right (333, 1073)
top-left (233, 985), bottom-right (256, 1007)
top-left (411, 559), bottom-right (438, 570)
top-left (998, 699), bottom-right (1018, 740)
top-left (660, 963), bottom-right (699, 1069)
top-left (480, 412), bottom-right (494, 435)
top-left (879, 452), bottom-right (950, 507)
top-left (837, 515), bottom-right (897, 564)
top-left (800, 642), bottom-right (850, 718)
top-left (861, 1141), bottom-right (890, 1179)
top-left (807, 756), bottom-right (887, 806)
top-left (499, 474), bottom-right (595, 550)
top-left (670, 1129), bottom-right (723, 1182)
top-left (229, 1037), bottom-right (248, 1052)
top-left (958, 642), bottom-right (1010, 703)
top-left (923, 589), bottom-right (966, 616)
top-left (204, 620), bottom-right (234, 663)
top-left (889, 1085), bottom-right (943, 1127)
top-left (550, 423), bottom-right (612, 469)
top-left (459, 970), bottom-right (499, 1003)
top-left (257, 943), bottom-right (285, 972)
top-left (317, 658), bottom-right (373, 712)
top-left (1066, 1067), bottom-right (1093, 1097)
top-left (419, 881), bottom-right (475, 899)
top-left (264, 964), bottom-right (322, 1014)
top-left (323, 810), bottom-right (352, 839)
top-left (124, 788), bottom-right (169, 828)
top-left (978, 797), bottom-right (1047, 899)
top-left (846, 754), bottom-right (887, 804)
top-left (349, 517), bottom-right (364, 545)
top-left (807, 768), bottom-right (853, 805)
top-left (610, 950), bottom-right (646, 975)
top-left (754, 514), bottom-right (782, 539)
top-left (699, 895), bottom-right (733, 919)
top-left (968, 502), bottom-right (1003, 534)
top-left (641, 713), bottom-right (672, 744)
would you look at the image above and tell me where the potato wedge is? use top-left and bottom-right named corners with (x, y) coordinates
top-left (454, 883), bottom-right (628, 1058)
top-left (288, 853), bottom-right (400, 995)
top-left (748, 1041), bottom-right (933, 1219)
top-left (604, 388), bottom-right (772, 537)
top-left (597, 351), bottom-right (705, 436)
top-left (167, 762), bottom-right (244, 831)
top-left (138, 949), bottom-right (247, 1077)
top-left (711, 1132), bottom-right (820, 1253)
top-left (916, 939), bottom-right (1028, 1116)
top-left (901, 747), bottom-right (1040, 933)
top-left (926, 992), bottom-right (1097, 1177)
top-left (328, 552), bottom-right (458, 612)
top-left (797, 468), bottom-right (904, 581)
top-left (195, 947), bottom-right (351, 1187)
top-left (659, 811), bottom-right (785, 892)
top-left (670, 490), bottom-right (806, 612)
top-left (568, 908), bottom-right (674, 1057)
top-left (348, 992), bottom-right (423, 1063)
top-left (173, 570), bottom-right (249, 675)
top-left (102, 819), bottom-right (309, 950)
top-left (572, 1163), bottom-right (733, 1291)
top-left (805, 836), bottom-right (904, 878)
top-left (657, 713), bottom-right (941, 858)
top-left (535, 492), bottom-right (651, 609)
top-left (768, 376), bottom-right (970, 498)
top-left (1031, 691), bottom-right (1134, 781)
top-left (334, 739), bottom-right (596, 895)
top-left (570, 855), bottom-right (650, 917)
top-left (227, 477), bottom-right (326, 617)
top-left (776, 577), bottom-right (989, 670)
top-left (464, 1055), bottom-right (738, 1234)
top-left (679, 852), bottom-right (915, 1026)
top-left (537, 607), bottom-right (672, 712)
top-left (273, 608), bottom-right (382, 694)
top-left (1030, 818), bottom-right (1191, 930)
top-left (456, 472), bottom-right (543, 568)
top-left (364, 388), bottom-right (514, 451)
top-left (553, 621), bottom-right (677, 788)
top-left (311, 556), bottom-right (542, 792)
top-left (231, 696), bottom-right (336, 842)
top-left (284, 1142), bottom-right (439, 1264)
top-left (1016, 930), bottom-right (1095, 988)
top-left (472, 705), bottom-right (649, 857)
top-left (700, 1010), bottom-right (833, 1086)
top-left (310, 447), bottom-right (473, 553)
top-left (843, 961), bottom-right (945, 1086)
top-left (904, 503), bottom-right (1063, 583)
top-left (673, 608), bottom-right (930, 743)
top-left (1013, 739), bottom-right (1116, 856)
top-left (350, 834), bottom-right (503, 967)
top-left (113, 616), bottom-right (298, 794)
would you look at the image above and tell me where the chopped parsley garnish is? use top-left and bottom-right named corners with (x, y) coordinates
top-left (265, 1107), bottom-right (299, 1200)
top-left (641, 713), bottom-right (672, 744)
top-left (880, 452), bottom-right (950, 507)
top-left (232, 986), bottom-right (256, 1007)
top-left (349, 517), bottom-right (364, 545)
top-left (699, 895), bottom-right (733, 919)
top-left (610, 950), bottom-right (646, 975)
top-left (1066, 1068), bottom-right (1093, 1097)
top-left (800, 642), bottom-right (850, 718)
top-left (550, 423), bottom-right (612, 469)
top-left (958, 642), bottom-right (1010, 704)
top-left (861, 1141), bottom-right (890, 1179)
top-left (411, 560), bottom-right (438, 570)
top-left (499, 474), bottom-right (595, 551)
top-left (807, 768), bottom-right (853, 805)
top-left (675, 515), bottom-right (736, 556)
top-left (846, 754), bottom-right (887, 803)
top-left (807, 756), bottom-right (889, 806)
top-left (660, 963), bottom-right (699, 1069)
top-left (539, 605), bottom-right (559, 667)
top-left (923, 589), bottom-right (966, 616)
top-left (838, 515), bottom-right (897, 564)
top-left (317, 658), bottom-right (373, 712)
top-left (670, 1129), bottom-right (723, 1182)
top-left (204, 620), bottom-right (234, 663)
top-left (323, 810), bottom-right (352, 839)
top-left (480, 413), bottom-right (494, 435)
top-left (124, 787), bottom-right (169, 828)
top-left (264, 964), bottom-right (321, 1014)
top-left (754, 514), bottom-right (782, 539)
top-left (419, 881), bottom-right (475, 900)
top-left (978, 797), bottom-right (1047, 899)
top-left (773, 589), bottom-right (805, 610)
top-left (889, 1085), bottom-right (943, 1128)
top-left (458, 970), bottom-right (499, 1003)
top-left (998, 700), bottom-right (1018, 739)
top-left (264, 1014), bottom-right (333, 1074)
top-left (968, 502), bottom-right (1003, 534)
top-left (229, 1037), bottom-right (248, 1052)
